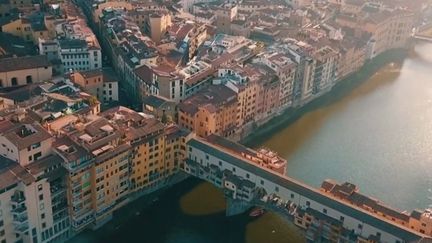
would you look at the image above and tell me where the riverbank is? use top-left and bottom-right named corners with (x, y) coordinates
top-left (242, 48), bottom-right (408, 148)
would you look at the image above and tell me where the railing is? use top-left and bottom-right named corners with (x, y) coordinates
top-left (14, 221), bottom-right (29, 233)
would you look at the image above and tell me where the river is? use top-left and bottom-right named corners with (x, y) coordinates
top-left (260, 42), bottom-right (432, 211)
top-left (70, 42), bottom-right (432, 243)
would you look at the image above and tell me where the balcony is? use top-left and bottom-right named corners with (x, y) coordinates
top-left (71, 211), bottom-right (94, 231)
top-left (12, 206), bottom-right (27, 217)
top-left (11, 195), bottom-right (26, 208)
top-left (51, 185), bottom-right (66, 198)
top-left (13, 213), bottom-right (28, 224)
top-left (14, 221), bottom-right (29, 234)
top-left (53, 209), bottom-right (69, 223)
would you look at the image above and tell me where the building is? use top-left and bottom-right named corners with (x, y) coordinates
top-left (0, 120), bottom-right (53, 167)
top-left (58, 39), bottom-right (102, 73)
top-left (143, 11), bottom-right (172, 43)
top-left (215, 3), bottom-right (238, 34)
top-left (0, 116), bottom-right (70, 243)
top-left (0, 55), bottom-right (52, 88)
top-left (185, 135), bottom-right (432, 243)
top-left (0, 155), bottom-right (70, 243)
top-left (142, 95), bottom-right (177, 121)
top-left (311, 46), bottom-right (339, 95)
top-left (70, 69), bottom-right (119, 103)
top-left (178, 85), bottom-right (238, 138)
top-left (39, 39), bottom-right (60, 62)
top-left (321, 179), bottom-right (432, 238)
top-left (99, 9), bottom-right (159, 103)
top-left (335, 7), bottom-right (414, 59)
top-left (285, 0), bottom-right (312, 9)
top-left (53, 106), bottom-right (190, 233)
top-left (257, 52), bottom-right (297, 108)
top-left (0, 32), bottom-right (37, 58)
top-left (216, 62), bottom-right (280, 130)
top-left (1, 13), bottom-right (50, 44)
top-left (133, 64), bottom-right (160, 101)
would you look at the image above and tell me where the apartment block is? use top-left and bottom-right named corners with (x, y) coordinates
top-left (0, 120), bottom-right (53, 167)
top-left (178, 85), bottom-right (238, 138)
top-left (53, 106), bottom-right (190, 233)
top-left (257, 52), bottom-right (297, 108)
top-left (0, 118), bottom-right (70, 243)
top-left (58, 39), bottom-right (102, 73)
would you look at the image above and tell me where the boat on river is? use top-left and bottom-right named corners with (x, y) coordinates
top-left (249, 207), bottom-right (265, 217)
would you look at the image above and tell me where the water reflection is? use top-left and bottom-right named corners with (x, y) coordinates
top-left (180, 181), bottom-right (226, 215)
top-left (261, 43), bottom-right (432, 211)
top-left (262, 64), bottom-right (401, 159)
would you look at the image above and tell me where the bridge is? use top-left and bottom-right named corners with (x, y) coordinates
top-left (183, 135), bottom-right (432, 243)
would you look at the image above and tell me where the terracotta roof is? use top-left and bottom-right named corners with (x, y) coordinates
top-left (0, 156), bottom-right (35, 190)
top-left (79, 69), bottom-right (102, 79)
top-left (179, 85), bottom-right (237, 115)
top-left (3, 123), bottom-right (52, 150)
top-left (0, 55), bottom-right (51, 72)
top-left (134, 65), bottom-right (153, 85)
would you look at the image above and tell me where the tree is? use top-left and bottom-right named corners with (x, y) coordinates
top-left (161, 113), bottom-right (172, 124)
top-left (88, 96), bottom-right (99, 106)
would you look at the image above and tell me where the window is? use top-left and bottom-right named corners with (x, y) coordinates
top-left (11, 77), bottom-right (18, 86)
top-left (0, 79), bottom-right (3, 87)
top-left (41, 213), bottom-right (45, 219)
top-left (306, 201), bottom-right (310, 207)
top-left (323, 208), bottom-right (327, 214)
top-left (39, 194), bottom-right (43, 200)
top-left (358, 224), bottom-right (363, 229)
top-left (260, 180), bottom-right (264, 185)
top-left (31, 142), bottom-right (41, 149)
top-left (42, 222), bottom-right (46, 229)
top-left (26, 75), bottom-right (32, 84)
top-left (39, 203), bottom-right (44, 210)
top-left (34, 152), bottom-right (42, 160)
top-left (275, 186), bottom-right (279, 192)
top-left (340, 216), bottom-right (344, 222)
